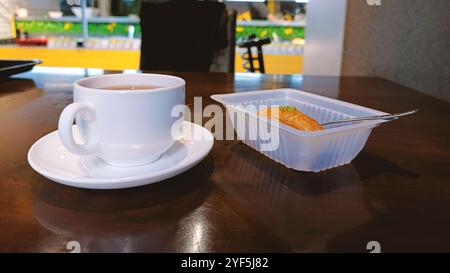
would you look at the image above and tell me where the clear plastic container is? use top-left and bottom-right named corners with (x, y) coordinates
top-left (211, 89), bottom-right (389, 172)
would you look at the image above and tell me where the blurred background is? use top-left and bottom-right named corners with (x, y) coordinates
top-left (0, 0), bottom-right (448, 102)
top-left (0, 0), bottom-right (307, 74)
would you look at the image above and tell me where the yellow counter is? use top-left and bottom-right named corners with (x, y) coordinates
top-left (235, 54), bottom-right (303, 74)
top-left (0, 46), bottom-right (139, 71)
top-left (0, 46), bottom-right (302, 74)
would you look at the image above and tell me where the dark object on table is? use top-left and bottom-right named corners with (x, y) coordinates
top-left (0, 59), bottom-right (41, 78)
top-left (139, 0), bottom-right (229, 72)
top-left (237, 34), bottom-right (271, 73)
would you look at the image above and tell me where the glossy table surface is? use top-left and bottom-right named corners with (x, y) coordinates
top-left (1, 67), bottom-right (449, 252)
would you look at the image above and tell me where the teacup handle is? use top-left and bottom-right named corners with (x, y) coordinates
top-left (58, 103), bottom-right (98, 155)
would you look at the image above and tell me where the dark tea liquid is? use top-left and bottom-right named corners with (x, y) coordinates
top-left (100, 85), bottom-right (161, 90)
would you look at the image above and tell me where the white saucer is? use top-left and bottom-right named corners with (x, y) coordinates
top-left (28, 121), bottom-right (214, 189)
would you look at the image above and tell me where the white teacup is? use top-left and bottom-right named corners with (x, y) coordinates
top-left (58, 73), bottom-right (185, 167)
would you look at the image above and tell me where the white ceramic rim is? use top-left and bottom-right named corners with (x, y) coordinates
top-left (74, 73), bottom-right (185, 94)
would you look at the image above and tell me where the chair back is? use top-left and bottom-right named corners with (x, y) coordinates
top-left (210, 9), bottom-right (237, 73)
top-left (139, 0), bottom-right (228, 72)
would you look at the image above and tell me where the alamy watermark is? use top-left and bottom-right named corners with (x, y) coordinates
top-left (65, 240), bottom-right (381, 253)
top-left (170, 97), bottom-right (281, 152)
top-left (366, 241), bottom-right (381, 253)
top-left (66, 241), bottom-right (81, 253)
top-left (367, 0), bottom-right (381, 6)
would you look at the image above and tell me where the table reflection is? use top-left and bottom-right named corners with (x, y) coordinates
top-left (31, 157), bottom-right (214, 252)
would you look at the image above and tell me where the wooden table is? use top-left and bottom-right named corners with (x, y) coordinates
top-left (1, 67), bottom-right (449, 252)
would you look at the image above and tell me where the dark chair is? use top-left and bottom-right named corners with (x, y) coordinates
top-left (237, 35), bottom-right (271, 73)
top-left (210, 9), bottom-right (237, 73)
top-left (139, 0), bottom-right (230, 72)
